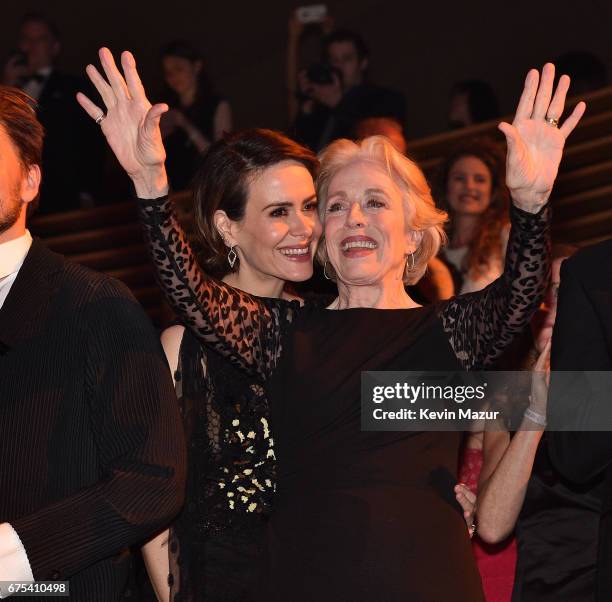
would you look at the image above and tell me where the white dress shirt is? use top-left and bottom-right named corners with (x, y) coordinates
top-left (21, 67), bottom-right (53, 102)
top-left (0, 231), bottom-right (35, 596)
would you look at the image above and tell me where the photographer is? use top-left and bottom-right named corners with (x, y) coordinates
top-left (288, 16), bottom-right (405, 151)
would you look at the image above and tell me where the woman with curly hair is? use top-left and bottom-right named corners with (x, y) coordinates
top-left (438, 137), bottom-right (511, 295)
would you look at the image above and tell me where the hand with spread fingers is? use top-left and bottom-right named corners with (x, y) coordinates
top-left (499, 63), bottom-right (586, 213)
top-left (76, 47), bottom-right (169, 198)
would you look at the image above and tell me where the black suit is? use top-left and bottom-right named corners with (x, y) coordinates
top-left (35, 70), bottom-right (103, 212)
top-left (0, 239), bottom-right (186, 600)
top-left (547, 238), bottom-right (612, 600)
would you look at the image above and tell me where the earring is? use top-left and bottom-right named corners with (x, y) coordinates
top-left (227, 245), bottom-right (237, 269)
top-left (404, 252), bottom-right (415, 276)
top-left (323, 260), bottom-right (332, 280)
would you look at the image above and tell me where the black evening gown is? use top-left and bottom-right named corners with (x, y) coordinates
top-left (169, 329), bottom-right (275, 601)
top-left (137, 196), bottom-right (549, 601)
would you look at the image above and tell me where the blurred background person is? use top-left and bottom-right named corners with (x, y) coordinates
top-left (287, 18), bottom-right (405, 152)
top-left (437, 137), bottom-right (510, 294)
top-left (1, 12), bottom-right (102, 212)
top-left (354, 115), bottom-right (406, 153)
top-left (159, 40), bottom-right (232, 191)
top-left (448, 79), bottom-right (500, 129)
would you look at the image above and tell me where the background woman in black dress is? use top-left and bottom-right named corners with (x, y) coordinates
top-left (78, 51), bottom-right (584, 600)
top-left (159, 40), bottom-right (232, 190)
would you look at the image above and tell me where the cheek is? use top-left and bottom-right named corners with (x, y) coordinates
top-left (246, 220), bottom-right (289, 251)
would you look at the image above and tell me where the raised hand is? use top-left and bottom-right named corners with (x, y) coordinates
top-left (76, 48), bottom-right (169, 198)
top-left (499, 63), bottom-right (586, 213)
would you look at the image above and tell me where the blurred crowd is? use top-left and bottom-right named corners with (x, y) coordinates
top-left (2, 10), bottom-right (608, 214)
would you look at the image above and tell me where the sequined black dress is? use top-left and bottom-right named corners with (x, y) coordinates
top-left (138, 196), bottom-right (549, 601)
top-left (167, 328), bottom-right (275, 601)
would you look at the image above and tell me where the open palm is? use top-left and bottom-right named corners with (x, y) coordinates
top-left (77, 48), bottom-right (168, 183)
top-left (499, 64), bottom-right (586, 213)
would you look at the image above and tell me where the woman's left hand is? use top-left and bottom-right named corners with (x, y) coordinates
top-left (455, 482), bottom-right (477, 537)
top-left (499, 63), bottom-right (586, 213)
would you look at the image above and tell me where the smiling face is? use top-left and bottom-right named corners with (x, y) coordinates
top-left (222, 160), bottom-right (321, 283)
top-left (446, 155), bottom-right (493, 217)
top-left (323, 159), bottom-right (417, 286)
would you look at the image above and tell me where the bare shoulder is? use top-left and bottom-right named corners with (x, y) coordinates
top-left (160, 325), bottom-right (185, 380)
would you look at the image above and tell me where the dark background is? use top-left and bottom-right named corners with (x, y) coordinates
top-left (2, 0), bottom-right (611, 138)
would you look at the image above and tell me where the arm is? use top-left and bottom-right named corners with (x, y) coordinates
top-left (141, 325), bottom-right (184, 602)
top-left (477, 428), bottom-right (542, 544)
top-left (547, 257), bottom-right (612, 482)
top-left (77, 48), bottom-right (294, 380)
top-left (9, 278), bottom-right (186, 582)
top-left (476, 343), bottom-right (549, 543)
top-left (441, 64), bottom-right (585, 369)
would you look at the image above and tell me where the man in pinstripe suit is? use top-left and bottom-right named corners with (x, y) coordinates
top-left (0, 85), bottom-right (186, 600)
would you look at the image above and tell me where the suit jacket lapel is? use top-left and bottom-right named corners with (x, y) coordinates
top-left (0, 239), bottom-right (64, 353)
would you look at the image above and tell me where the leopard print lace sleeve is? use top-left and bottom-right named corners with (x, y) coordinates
top-left (137, 195), bottom-right (297, 380)
top-left (440, 202), bottom-right (551, 370)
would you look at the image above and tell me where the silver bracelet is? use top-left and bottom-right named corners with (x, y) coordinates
top-left (524, 407), bottom-right (547, 427)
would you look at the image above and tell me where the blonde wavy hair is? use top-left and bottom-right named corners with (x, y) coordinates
top-left (315, 136), bottom-right (447, 285)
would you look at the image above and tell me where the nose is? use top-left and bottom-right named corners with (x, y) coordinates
top-left (289, 209), bottom-right (314, 239)
top-left (346, 202), bottom-right (366, 228)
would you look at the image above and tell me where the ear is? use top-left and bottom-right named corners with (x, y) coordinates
top-left (213, 209), bottom-right (238, 247)
top-left (405, 229), bottom-right (423, 256)
top-left (20, 164), bottom-right (41, 205)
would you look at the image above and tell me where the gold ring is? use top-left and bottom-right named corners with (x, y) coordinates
top-left (546, 117), bottom-right (559, 128)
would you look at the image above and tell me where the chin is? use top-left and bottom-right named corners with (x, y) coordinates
top-left (278, 265), bottom-right (314, 283)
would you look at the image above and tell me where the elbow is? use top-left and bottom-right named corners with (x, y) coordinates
top-left (475, 513), bottom-right (514, 545)
top-left (145, 468), bottom-right (186, 530)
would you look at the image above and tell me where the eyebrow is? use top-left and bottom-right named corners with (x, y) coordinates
top-left (364, 187), bottom-right (389, 196)
top-left (261, 194), bottom-right (317, 211)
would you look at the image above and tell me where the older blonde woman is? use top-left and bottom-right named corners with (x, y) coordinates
top-left (79, 50), bottom-right (583, 601)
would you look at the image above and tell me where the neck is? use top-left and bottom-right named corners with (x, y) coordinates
top-left (0, 216), bottom-right (26, 245)
top-left (222, 267), bottom-right (286, 299)
top-left (450, 214), bottom-right (480, 248)
top-left (179, 86), bottom-right (197, 107)
top-left (332, 274), bottom-right (418, 309)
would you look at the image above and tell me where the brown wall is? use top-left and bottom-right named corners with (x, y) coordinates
top-left (2, 0), bottom-right (611, 138)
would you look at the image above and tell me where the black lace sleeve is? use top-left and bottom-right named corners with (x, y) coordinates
top-left (137, 195), bottom-right (297, 380)
top-left (439, 202), bottom-right (551, 370)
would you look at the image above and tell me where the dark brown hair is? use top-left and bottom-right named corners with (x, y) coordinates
top-left (0, 86), bottom-right (44, 216)
top-left (436, 137), bottom-right (510, 279)
top-left (193, 129), bottom-right (319, 278)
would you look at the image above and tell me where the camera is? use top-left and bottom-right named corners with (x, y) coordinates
top-left (305, 63), bottom-right (341, 86)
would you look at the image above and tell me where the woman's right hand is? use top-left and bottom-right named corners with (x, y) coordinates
top-left (76, 47), bottom-right (169, 198)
